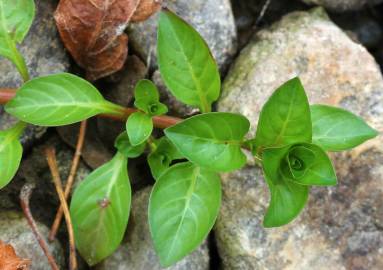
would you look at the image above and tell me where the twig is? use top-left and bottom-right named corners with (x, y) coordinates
top-left (255, 0), bottom-right (272, 25)
top-left (0, 88), bottom-right (181, 128)
top-left (49, 120), bottom-right (87, 241)
top-left (19, 183), bottom-right (60, 270)
top-left (45, 147), bottom-right (77, 270)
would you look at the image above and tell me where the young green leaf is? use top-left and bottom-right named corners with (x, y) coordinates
top-left (311, 104), bottom-right (378, 151)
top-left (126, 112), bottom-right (153, 146)
top-left (5, 73), bottom-right (121, 126)
top-left (134, 80), bottom-right (168, 116)
top-left (148, 137), bottom-right (183, 180)
top-left (262, 146), bottom-right (309, 227)
top-left (157, 10), bottom-right (221, 113)
top-left (149, 162), bottom-right (221, 266)
top-left (0, 0), bottom-right (35, 81)
top-left (70, 153), bottom-right (131, 266)
top-left (165, 112), bottom-right (250, 172)
top-left (0, 122), bottom-right (25, 189)
top-left (254, 77), bottom-right (312, 148)
top-left (114, 132), bottom-right (146, 158)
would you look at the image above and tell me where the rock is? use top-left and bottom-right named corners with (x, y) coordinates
top-left (128, 0), bottom-right (237, 72)
top-left (0, 0), bottom-right (70, 146)
top-left (152, 70), bottom-right (198, 117)
top-left (216, 8), bottom-right (383, 270)
top-left (302, 0), bottom-right (383, 11)
top-left (0, 211), bottom-right (65, 270)
top-left (96, 187), bottom-right (210, 270)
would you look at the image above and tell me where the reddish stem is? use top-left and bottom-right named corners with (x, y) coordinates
top-left (0, 88), bottom-right (181, 128)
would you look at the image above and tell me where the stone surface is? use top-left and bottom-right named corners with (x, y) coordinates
top-left (302, 0), bottom-right (383, 11)
top-left (0, 211), bottom-right (65, 270)
top-left (96, 187), bottom-right (210, 270)
top-left (216, 8), bottom-right (383, 270)
top-left (128, 0), bottom-right (237, 71)
top-left (0, 0), bottom-right (69, 146)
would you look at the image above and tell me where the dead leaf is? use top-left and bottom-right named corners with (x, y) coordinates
top-left (0, 240), bottom-right (31, 270)
top-left (54, 0), bottom-right (162, 81)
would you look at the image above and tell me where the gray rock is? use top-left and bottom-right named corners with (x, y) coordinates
top-left (128, 0), bottom-right (237, 72)
top-left (216, 8), bottom-right (383, 270)
top-left (302, 0), bottom-right (383, 11)
top-left (96, 187), bottom-right (210, 270)
top-left (0, 0), bottom-right (69, 146)
top-left (0, 211), bottom-right (65, 270)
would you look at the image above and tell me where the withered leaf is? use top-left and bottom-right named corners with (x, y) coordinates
top-left (0, 240), bottom-right (31, 270)
top-left (54, 0), bottom-right (162, 81)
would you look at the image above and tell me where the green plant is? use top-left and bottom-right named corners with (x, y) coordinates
top-left (0, 1), bottom-right (378, 267)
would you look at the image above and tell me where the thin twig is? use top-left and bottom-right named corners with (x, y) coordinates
top-left (19, 183), bottom-right (60, 270)
top-left (0, 88), bottom-right (181, 128)
top-left (45, 147), bottom-right (77, 270)
top-left (255, 0), bottom-right (272, 26)
top-left (49, 120), bottom-right (87, 241)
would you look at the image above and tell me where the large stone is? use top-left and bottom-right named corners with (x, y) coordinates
top-left (302, 0), bottom-right (383, 11)
top-left (96, 187), bottom-right (210, 270)
top-left (0, 211), bottom-right (65, 270)
top-left (128, 0), bottom-right (237, 72)
top-left (216, 8), bottom-right (383, 270)
top-left (0, 0), bottom-right (70, 146)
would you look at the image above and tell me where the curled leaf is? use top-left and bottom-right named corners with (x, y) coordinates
top-left (54, 0), bottom-right (161, 80)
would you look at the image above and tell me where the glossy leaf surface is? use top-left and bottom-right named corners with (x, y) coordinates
top-left (311, 104), bottom-right (378, 151)
top-left (157, 10), bottom-right (220, 113)
top-left (254, 77), bottom-right (312, 148)
top-left (165, 112), bottom-right (250, 172)
top-left (149, 162), bottom-right (221, 266)
top-left (5, 73), bottom-right (118, 126)
top-left (0, 123), bottom-right (24, 189)
top-left (126, 112), bottom-right (153, 146)
top-left (70, 153), bottom-right (131, 266)
top-left (134, 79), bottom-right (168, 116)
top-left (262, 146), bottom-right (309, 227)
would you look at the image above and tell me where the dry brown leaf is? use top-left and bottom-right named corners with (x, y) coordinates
top-left (0, 240), bottom-right (31, 270)
top-left (54, 0), bottom-right (162, 81)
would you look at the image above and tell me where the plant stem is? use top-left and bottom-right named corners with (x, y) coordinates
top-left (49, 120), bottom-right (87, 241)
top-left (45, 147), bottom-right (77, 270)
top-left (20, 183), bottom-right (60, 270)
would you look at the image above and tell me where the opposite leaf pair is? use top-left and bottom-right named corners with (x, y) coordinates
top-left (250, 78), bottom-right (378, 227)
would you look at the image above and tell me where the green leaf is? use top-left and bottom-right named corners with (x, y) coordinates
top-left (70, 153), bottom-right (131, 266)
top-left (126, 112), bottom-right (153, 146)
top-left (149, 162), bottom-right (221, 266)
top-left (311, 104), bottom-right (378, 151)
top-left (0, 122), bottom-right (25, 189)
top-left (5, 73), bottom-right (121, 126)
top-left (254, 77), bottom-right (312, 148)
top-left (134, 80), bottom-right (168, 116)
top-left (157, 10), bottom-right (221, 113)
top-left (0, 0), bottom-right (35, 81)
top-left (114, 132), bottom-right (146, 158)
top-left (262, 146), bottom-right (309, 227)
top-left (165, 112), bottom-right (250, 172)
top-left (148, 137), bottom-right (183, 180)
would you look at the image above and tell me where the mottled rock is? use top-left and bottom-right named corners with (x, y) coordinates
top-left (216, 8), bottom-right (383, 270)
top-left (96, 187), bottom-right (210, 270)
top-left (0, 211), bottom-right (65, 270)
top-left (128, 0), bottom-right (237, 71)
top-left (302, 0), bottom-right (383, 11)
top-left (0, 0), bottom-right (69, 146)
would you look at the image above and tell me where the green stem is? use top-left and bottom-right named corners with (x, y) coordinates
top-left (11, 44), bottom-right (29, 82)
top-left (8, 121), bottom-right (27, 139)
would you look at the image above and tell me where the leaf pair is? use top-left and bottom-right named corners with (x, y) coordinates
top-left (253, 78), bottom-right (377, 227)
top-left (126, 80), bottom-right (168, 146)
